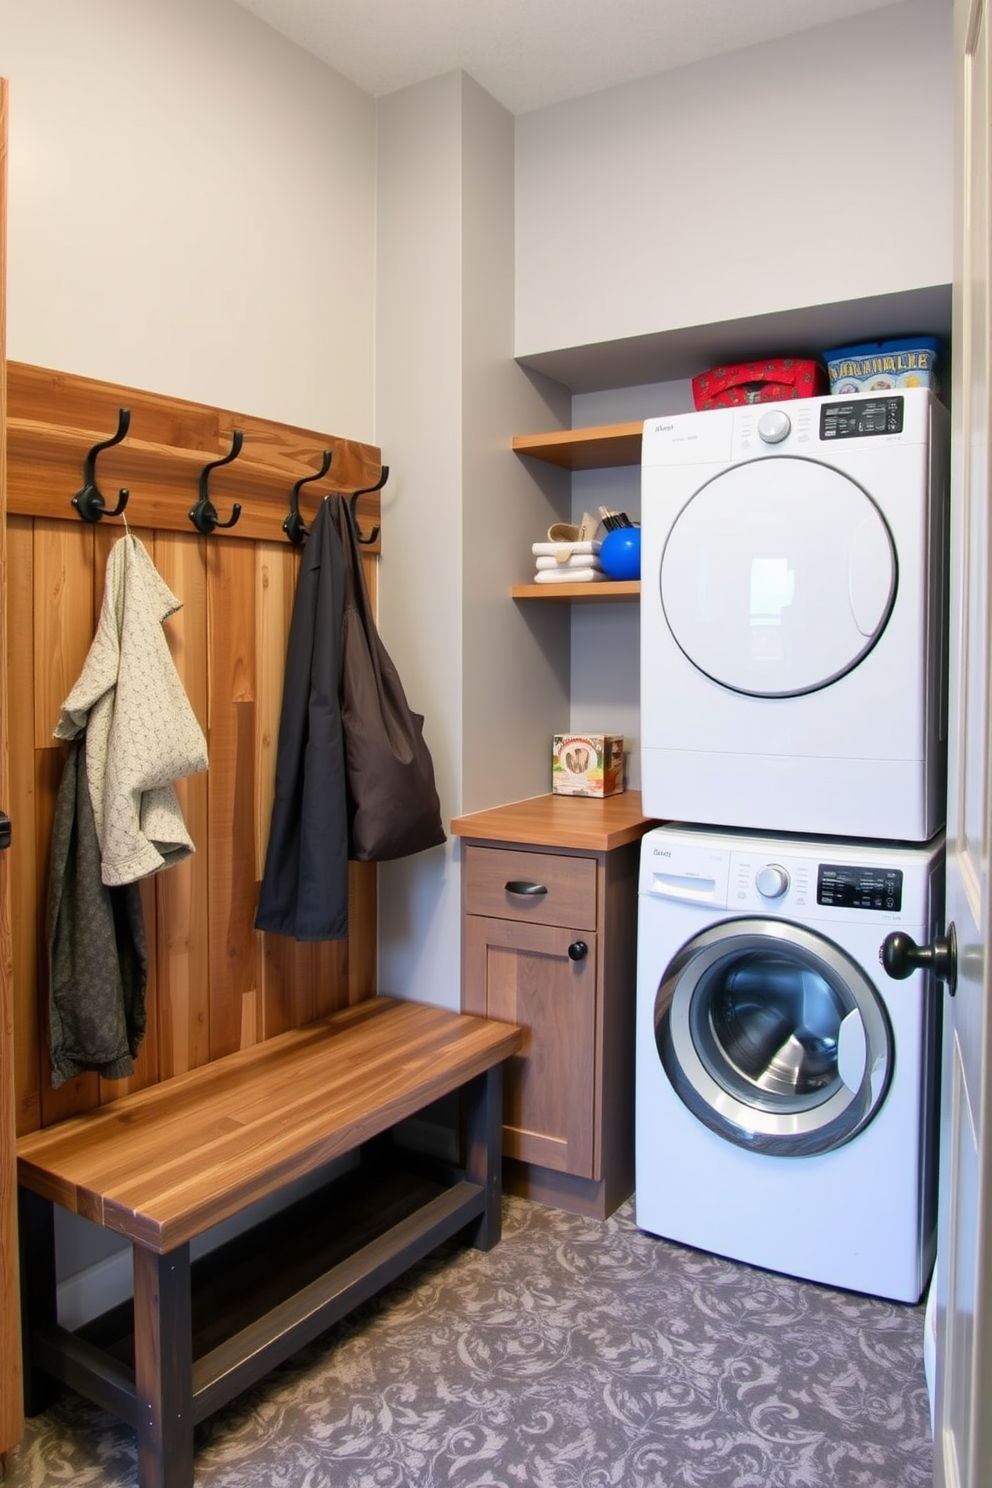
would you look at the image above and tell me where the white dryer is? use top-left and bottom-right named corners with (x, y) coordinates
top-left (640, 389), bottom-right (949, 840)
top-left (635, 822), bottom-right (943, 1302)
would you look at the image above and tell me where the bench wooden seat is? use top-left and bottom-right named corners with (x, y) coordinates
top-left (17, 996), bottom-right (522, 1488)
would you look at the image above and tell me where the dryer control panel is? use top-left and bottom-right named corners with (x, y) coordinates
top-left (728, 390), bottom-right (924, 460)
top-left (642, 386), bottom-right (936, 470)
top-left (821, 396), bottom-right (905, 441)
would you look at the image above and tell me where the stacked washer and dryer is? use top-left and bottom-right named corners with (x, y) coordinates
top-left (635, 388), bottom-right (949, 1302)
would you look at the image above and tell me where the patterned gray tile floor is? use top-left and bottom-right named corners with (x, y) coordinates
top-left (5, 1197), bottom-right (932, 1487)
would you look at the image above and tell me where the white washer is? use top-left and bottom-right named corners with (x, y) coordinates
top-left (640, 389), bottom-right (949, 841)
top-left (635, 822), bottom-right (943, 1302)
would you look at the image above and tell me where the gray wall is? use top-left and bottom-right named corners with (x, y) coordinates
top-left (512, 0), bottom-right (954, 787)
top-left (515, 0), bottom-right (952, 359)
top-left (374, 72), bottom-right (570, 1008)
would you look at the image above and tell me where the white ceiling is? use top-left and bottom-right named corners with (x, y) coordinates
top-left (230, 0), bottom-right (911, 115)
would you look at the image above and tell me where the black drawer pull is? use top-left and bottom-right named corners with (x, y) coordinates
top-left (505, 880), bottom-right (548, 897)
top-left (568, 941), bottom-right (588, 962)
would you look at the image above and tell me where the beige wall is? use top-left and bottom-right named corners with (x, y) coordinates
top-left (515, 0), bottom-right (953, 358)
top-left (2, 0), bottom-right (376, 435)
top-left (1, 0), bottom-right (378, 1290)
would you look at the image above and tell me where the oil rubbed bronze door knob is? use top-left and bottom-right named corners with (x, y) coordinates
top-left (880, 925), bottom-right (957, 995)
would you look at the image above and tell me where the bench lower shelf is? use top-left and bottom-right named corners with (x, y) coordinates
top-left (26, 1156), bottom-right (481, 1431)
top-left (20, 1060), bottom-right (507, 1488)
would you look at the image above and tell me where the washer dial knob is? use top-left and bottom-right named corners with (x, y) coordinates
top-left (755, 863), bottom-right (790, 899)
top-left (757, 410), bottom-right (792, 444)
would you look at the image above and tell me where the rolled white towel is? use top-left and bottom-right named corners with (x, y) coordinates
top-left (535, 554), bottom-right (604, 571)
top-left (534, 567), bottom-right (608, 583)
top-left (531, 540), bottom-right (602, 558)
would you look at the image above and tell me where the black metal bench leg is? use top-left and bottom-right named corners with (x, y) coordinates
top-left (18, 1187), bottom-right (61, 1415)
top-left (463, 1065), bottom-right (504, 1252)
top-left (133, 1244), bottom-right (194, 1488)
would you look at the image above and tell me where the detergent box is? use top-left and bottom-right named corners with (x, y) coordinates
top-left (824, 337), bottom-right (940, 396)
top-left (552, 734), bottom-right (625, 797)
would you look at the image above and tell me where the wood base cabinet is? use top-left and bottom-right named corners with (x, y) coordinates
top-left (452, 794), bottom-right (656, 1219)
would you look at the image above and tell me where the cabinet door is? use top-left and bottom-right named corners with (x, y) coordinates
top-left (464, 914), bottom-right (597, 1177)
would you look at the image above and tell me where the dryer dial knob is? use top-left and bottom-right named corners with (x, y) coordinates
top-left (755, 863), bottom-right (790, 899)
top-left (757, 410), bottom-right (792, 444)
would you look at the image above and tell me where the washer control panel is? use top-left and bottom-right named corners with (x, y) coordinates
top-left (731, 854), bottom-right (812, 911)
top-left (640, 830), bottom-right (915, 924)
top-left (817, 863), bottom-right (904, 913)
top-left (755, 863), bottom-right (791, 899)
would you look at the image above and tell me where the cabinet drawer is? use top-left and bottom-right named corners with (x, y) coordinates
top-left (463, 845), bottom-right (597, 929)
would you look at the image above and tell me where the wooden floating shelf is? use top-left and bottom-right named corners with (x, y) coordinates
top-left (511, 420), bottom-right (642, 600)
top-left (511, 421), bottom-right (643, 472)
top-left (512, 580), bottom-right (640, 602)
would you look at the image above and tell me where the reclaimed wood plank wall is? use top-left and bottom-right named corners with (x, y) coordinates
top-left (6, 363), bottom-right (383, 1138)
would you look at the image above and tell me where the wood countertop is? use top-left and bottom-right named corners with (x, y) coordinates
top-left (450, 791), bottom-right (657, 853)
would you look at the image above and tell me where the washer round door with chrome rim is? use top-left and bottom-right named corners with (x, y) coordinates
top-left (654, 918), bottom-right (893, 1156)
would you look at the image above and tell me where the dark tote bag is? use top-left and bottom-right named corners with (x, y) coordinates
top-left (329, 498), bottom-right (446, 862)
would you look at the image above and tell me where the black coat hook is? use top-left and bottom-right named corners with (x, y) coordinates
top-left (72, 408), bottom-right (131, 522)
top-left (348, 465), bottom-right (388, 545)
top-left (189, 430), bottom-right (244, 534)
top-left (283, 450), bottom-right (333, 546)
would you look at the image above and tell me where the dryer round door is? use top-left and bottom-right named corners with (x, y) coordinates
top-left (659, 457), bottom-right (897, 698)
top-left (654, 917), bottom-right (893, 1156)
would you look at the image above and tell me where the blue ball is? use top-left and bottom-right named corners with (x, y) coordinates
top-left (600, 526), bottom-right (641, 580)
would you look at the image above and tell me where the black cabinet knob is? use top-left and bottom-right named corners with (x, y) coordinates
top-left (880, 925), bottom-right (957, 996)
top-left (568, 940), bottom-right (588, 962)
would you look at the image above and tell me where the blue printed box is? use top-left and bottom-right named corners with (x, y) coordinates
top-left (824, 337), bottom-right (940, 396)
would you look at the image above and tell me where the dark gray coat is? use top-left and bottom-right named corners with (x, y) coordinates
top-left (255, 499), bottom-right (349, 940)
top-left (47, 736), bottom-right (148, 1087)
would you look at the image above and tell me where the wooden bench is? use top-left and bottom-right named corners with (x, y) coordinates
top-left (17, 996), bottom-right (522, 1488)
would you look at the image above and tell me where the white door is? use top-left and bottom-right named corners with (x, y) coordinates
top-left (933, 0), bottom-right (992, 1482)
top-left (0, 75), bottom-right (22, 1467)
